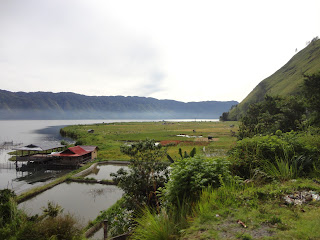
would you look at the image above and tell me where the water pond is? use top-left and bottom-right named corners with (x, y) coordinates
top-left (19, 182), bottom-right (123, 225)
top-left (0, 168), bottom-right (71, 194)
top-left (85, 164), bottom-right (129, 180)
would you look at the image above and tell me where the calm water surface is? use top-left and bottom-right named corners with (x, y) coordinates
top-left (19, 182), bottom-right (123, 224)
top-left (0, 120), bottom-right (113, 192)
top-left (86, 164), bottom-right (129, 180)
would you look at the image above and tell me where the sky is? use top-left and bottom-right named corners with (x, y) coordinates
top-left (0, 0), bottom-right (319, 103)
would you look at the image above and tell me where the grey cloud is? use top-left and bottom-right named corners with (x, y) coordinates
top-left (0, 0), bottom-right (167, 97)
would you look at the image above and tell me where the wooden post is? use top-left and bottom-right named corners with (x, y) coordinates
top-left (103, 219), bottom-right (108, 240)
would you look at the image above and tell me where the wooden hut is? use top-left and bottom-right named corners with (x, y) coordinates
top-left (52, 145), bottom-right (98, 166)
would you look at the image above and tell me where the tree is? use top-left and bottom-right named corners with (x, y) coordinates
top-left (238, 95), bottom-right (306, 139)
top-left (111, 139), bottom-right (170, 212)
top-left (303, 72), bottom-right (320, 125)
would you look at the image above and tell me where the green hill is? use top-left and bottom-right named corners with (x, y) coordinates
top-left (228, 37), bottom-right (320, 120)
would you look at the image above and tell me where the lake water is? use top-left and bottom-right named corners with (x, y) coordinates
top-left (0, 119), bottom-right (114, 192)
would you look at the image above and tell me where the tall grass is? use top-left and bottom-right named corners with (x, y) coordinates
top-left (195, 176), bottom-right (244, 220)
top-left (131, 201), bottom-right (191, 240)
top-left (263, 154), bottom-right (315, 181)
top-left (263, 157), bottom-right (298, 181)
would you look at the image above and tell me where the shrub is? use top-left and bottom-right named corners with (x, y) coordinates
top-left (89, 198), bottom-right (132, 238)
top-left (131, 204), bottom-right (190, 240)
top-left (229, 132), bottom-right (319, 178)
top-left (17, 213), bottom-right (83, 240)
top-left (162, 156), bottom-right (232, 205)
top-left (111, 139), bottom-right (170, 212)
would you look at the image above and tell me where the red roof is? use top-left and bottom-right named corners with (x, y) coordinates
top-left (53, 146), bottom-right (89, 157)
top-left (78, 145), bottom-right (97, 152)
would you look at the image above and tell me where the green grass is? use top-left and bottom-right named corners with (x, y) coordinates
top-left (181, 179), bottom-right (320, 240)
top-left (60, 121), bottom-right (238, 160)
top-left (129, 177), bottom-right (320, 240)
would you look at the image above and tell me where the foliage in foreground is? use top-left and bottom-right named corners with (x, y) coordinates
top-left (182, 179), bottom-right (320, 240)
top-left (131, 178), bottom-right (320, 240)
top-left (111, 139), bottom-right (170, 212)
top-left (161, 156), bottom-right (232, 206)
top-left (0, 189), bottom-right (84, 240)
top-left (131, 203), bottom-right (190, 240)
top-left (229, 131), bottom-right (320, 178)
top-left (87, 198), bottom-right (132, 238)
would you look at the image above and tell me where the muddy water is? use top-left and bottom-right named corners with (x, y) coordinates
top-left (19, 182), bottom-right (123, 225)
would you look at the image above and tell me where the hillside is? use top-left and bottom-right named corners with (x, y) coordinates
top-left (0, 90), bottom-right (237, 120)
top-left (228, 38), bottom-right (320, 120)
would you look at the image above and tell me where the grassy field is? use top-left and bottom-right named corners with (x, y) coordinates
top-left (60, 121), bottom-right (238, 160)
top-left (181, 179), bottom-right (320, 240)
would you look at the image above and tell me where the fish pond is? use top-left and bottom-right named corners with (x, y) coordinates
top-left (19, 182), bottom-right (123, 225)
top-left (85, 163), bottom-right (129, 180)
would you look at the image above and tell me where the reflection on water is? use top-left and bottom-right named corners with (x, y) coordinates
top-left (0, 167), bottom-right (71, 194)
top-left (85, 164), bottom-right (129, 180)
top-left (19, 182), bottom-right (123, 224)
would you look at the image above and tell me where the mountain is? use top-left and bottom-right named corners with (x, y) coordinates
top-left (228, 37), bottom-right (320, 120)
top-left (0, 90), bottom-right (238, 120)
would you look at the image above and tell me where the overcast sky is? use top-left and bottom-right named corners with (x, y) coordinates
top-left (0, 0), bottom-right (319, 102)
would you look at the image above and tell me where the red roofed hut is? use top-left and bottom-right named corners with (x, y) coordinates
top-left (53, 145), bottom-right (98, 166)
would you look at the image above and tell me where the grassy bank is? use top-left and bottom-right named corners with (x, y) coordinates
top-left (181, 179), bottom-right (320, 240)
top-left (60, 121), bottom-right (238, 160)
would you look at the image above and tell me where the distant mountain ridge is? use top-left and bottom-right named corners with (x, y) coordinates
top-left (0, 90), bottom-right (238, 119)
top-left (228, 38), bottom-right (320, 120)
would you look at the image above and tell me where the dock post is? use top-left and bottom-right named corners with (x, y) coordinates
top-left (103, 219), bottom-right (108, 240)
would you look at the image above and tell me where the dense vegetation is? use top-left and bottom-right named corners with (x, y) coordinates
top-left (226, 37), bottom-right (320, 120)
top-left (126, 72), bottom-right (320, 239)
top-left (0, 90), bottom-right (237, 119)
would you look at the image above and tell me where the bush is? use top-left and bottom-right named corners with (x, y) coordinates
top-left (88, 198), bottom-right (132, 238)
top-left (229, 132), bottom-right (319, 178)
top-left (111, 139), bottom-right (170, 212)
top-left (17, 214), bottom-right (83, 240)
top-left (162, 156), bottom-right (232, 205)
